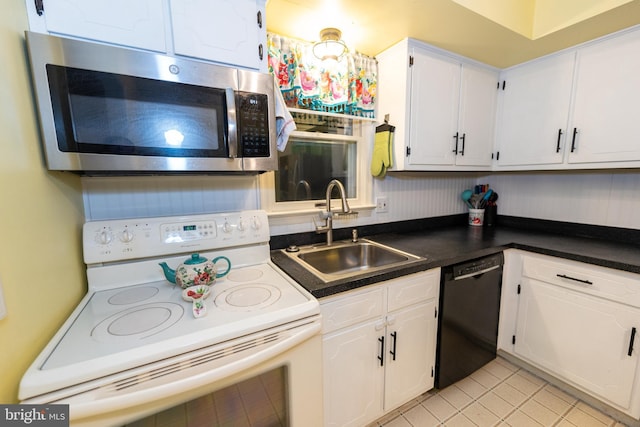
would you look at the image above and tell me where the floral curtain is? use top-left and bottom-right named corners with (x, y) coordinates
top-left (267, 33), bottom-right (377, 118)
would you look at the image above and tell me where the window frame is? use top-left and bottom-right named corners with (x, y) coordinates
top-left (259, 115), bottom-right (374, 217)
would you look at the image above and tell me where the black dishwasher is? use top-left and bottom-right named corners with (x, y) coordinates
top-left (435, 252), bottom-right (503, 389)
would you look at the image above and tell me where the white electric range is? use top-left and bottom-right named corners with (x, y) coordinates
top-left (19, 210), bottom-right (322, 427)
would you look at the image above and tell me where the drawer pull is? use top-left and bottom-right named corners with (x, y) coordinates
top-left (556, 274), bottom-right (593, 285)
top-left (378, 336), bottom-right (385, 366)
top-left (629, 327), bottom-right (637, 357)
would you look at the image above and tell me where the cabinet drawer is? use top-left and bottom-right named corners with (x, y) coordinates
top-left (521, 253), bottom-right (640, 308)
top-left (320, 287), bottom-right (384, 334)
top-left (387, 269), bottom-right (440, 312)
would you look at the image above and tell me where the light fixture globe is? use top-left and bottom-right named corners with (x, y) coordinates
top-left (313, 27), bottom-right (347, 61)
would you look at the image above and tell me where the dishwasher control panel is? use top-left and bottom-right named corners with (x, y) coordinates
top-left (452, 253), bottom-right (504, 279)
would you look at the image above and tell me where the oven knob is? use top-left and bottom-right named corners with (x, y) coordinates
top-left (96, 230), bottom-right (113, 245)
top-left (222, 221), bottom-right (233, 234)
top-left (251, 217), bottom-right (262, 230)
top-left (120, 229), bottom-right (134, 243)
top-left (237, 219), bottom-right (246, 232)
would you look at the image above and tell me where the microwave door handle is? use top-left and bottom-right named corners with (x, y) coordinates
top-left (225, 88), bottom-right (238, 158)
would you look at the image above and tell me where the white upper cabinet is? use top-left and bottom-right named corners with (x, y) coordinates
top-left (568, 28), bottom-right (640, 164)
top-left (494, 52), bottom-right (575, 168)
top-left (27, 0), bottom-right (167, 52)
top-left (170, 0), bottom-right (266, 70)
top-left (457, 64), bottom-right (499, 167)
top-left (495, 25), bottom-right (640, 170)
top-left (407, 47), bottom-right (460, 166)
top-left (25, 0), bottom-right (267, 71)
top-left (377, 39), bottom-right (498, 171)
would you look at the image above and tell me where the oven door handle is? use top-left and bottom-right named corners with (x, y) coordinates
top-left (226, 88), bottom-right (238, 158)
top-left (54, 318), bottom-right (320, 423)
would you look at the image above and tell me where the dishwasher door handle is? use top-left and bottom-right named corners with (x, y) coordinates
top-left (453, 264), bottom-right (501, 281)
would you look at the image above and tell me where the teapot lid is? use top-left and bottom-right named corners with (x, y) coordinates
top-left (184, 253), bottom-right (207, 265)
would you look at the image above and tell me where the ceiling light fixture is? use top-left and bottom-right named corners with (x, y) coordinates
top-left (313, 27), bottom-right (348, 61)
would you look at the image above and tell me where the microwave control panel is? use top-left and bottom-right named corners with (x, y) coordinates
top-left (237, 92), bottom-right (270, 157)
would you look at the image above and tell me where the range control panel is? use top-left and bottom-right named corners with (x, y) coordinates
top-left (83, 210), bottom-right (270, 264)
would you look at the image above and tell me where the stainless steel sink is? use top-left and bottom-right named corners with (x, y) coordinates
top-left (283, 239), bottom-right (422, 282)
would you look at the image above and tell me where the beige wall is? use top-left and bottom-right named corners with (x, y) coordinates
top-left (0, 4), bottom-right (86, 403)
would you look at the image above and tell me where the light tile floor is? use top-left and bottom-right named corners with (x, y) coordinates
top-left (369, 357), bottom-right (630, 427)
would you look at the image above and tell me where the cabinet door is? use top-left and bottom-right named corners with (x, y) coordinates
top-left (323, 319), bottom-right (384, 427)
top-left (384, 300), bottom-right (436, 410)
top-left (456, 65), bottom-right (498, 167)
top-left (35, 0), bottom-right (167, 52)
top-left (170, 0), bottom-right (264, 70)
top-left (515, 278), bottom-right (640, 410)
top-left (407, 48), bottom-right (460, 166)
top-left (495, 52), bottom-right (575, 166)
top-left (568, 29), bottom-right (640, 164)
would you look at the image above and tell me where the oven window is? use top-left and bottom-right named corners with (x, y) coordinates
top-left (46, 65), bottom-right (228, 157)
top-left (124, 367), bottom-right (289, 426)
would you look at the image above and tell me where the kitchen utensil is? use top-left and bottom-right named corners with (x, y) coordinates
top-left (489, 192), bottom-right (499, 204)
top-left (159, 253), bottom-right (231, 288)
top-left (461, 189), bottom-right (473, 208)
top-left (470, 194), bottom-right (482, 208)
top-left (479, 189), bottom-right (493, 208)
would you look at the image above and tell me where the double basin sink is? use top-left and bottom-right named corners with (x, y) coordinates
top-left (282, 239), bottom-right (423, 282)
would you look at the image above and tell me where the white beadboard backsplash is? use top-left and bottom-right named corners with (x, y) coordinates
top-left (82, 170), bottom-right (640, 232)
top-left (372, 172), bottom-right (480, 219)
top-left (82, 175), bottom-right (259, 221)
top-left (490, 170), bottom-right (640, 230)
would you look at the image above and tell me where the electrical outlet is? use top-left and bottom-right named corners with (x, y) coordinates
top-left (376, 197), bottom-right (388, 213)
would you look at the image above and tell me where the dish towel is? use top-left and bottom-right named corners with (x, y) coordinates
top-left (371, 125), bottom-right (394, 177)
top-left (273, 76), bottom-right (296, 152)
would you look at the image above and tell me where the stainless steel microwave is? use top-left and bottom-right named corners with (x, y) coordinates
top-left (25, 31), bottom-right (277, 174)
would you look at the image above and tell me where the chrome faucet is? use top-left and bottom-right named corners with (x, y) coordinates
top-left (315, 179), bottom-right (352, 245)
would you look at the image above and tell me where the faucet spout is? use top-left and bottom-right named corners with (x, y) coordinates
top-left (325, 179), bottom-right (351, 214)
top-left (315, 179), bottom-right (351, 246)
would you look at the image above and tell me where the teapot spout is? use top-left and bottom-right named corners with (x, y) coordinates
top-left (159, 262), bottom-right (177, 284)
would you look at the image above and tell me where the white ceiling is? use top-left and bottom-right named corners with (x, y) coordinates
top-left (265, 0), bottom-right (640, 68)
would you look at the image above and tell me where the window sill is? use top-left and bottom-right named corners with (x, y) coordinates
top-left (267, 203), bottom-right (376, 219)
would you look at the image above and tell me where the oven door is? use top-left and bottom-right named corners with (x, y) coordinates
top-left (22, 318), bottom-right (323, 427)
top-left (47, 65), bottom-right (235, 164)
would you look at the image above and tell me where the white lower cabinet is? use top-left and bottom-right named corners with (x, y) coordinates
top-left (320, 269), bottom-right (440, 427)
top-left (501, 250), bottom-right (640, 419)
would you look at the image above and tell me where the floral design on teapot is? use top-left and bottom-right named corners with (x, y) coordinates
top-left (159, 253), bottom-right (231, 289)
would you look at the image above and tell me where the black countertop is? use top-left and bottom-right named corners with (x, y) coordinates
top-left (270, 216), bottom-right (640, 298)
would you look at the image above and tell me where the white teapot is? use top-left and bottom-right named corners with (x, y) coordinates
top-left (159, 253), bottom-right (231, 289)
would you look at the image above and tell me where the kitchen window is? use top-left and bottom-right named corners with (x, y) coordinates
top-left (260, 110), bottom-right (373, 215)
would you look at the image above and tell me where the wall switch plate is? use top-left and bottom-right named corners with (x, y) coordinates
top-left (0, 276), bottom-right (6, 320)
top-left (376, 197), bottom-right (388, 213)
